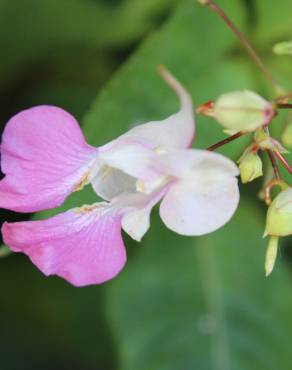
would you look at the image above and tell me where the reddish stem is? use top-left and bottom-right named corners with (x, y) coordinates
top-left (277, 103), bottom-right (292, 110)
top-left (267, 150), bottom-right (281, 180)
top-left (207, 131), bottom-right (244, 151)
top-left (274, 151), bottom-right (292, 175)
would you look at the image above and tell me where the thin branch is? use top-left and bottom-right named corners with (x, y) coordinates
top-left (267, 150), bottom-right (281, 180)
top-left (274, 151), bottom-right (292, 175)
top-left (277, 103), bottom-right (292, 110)
top-left (207, 131), bottom-right (244, 151)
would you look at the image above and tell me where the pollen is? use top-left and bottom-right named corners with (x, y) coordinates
top-left (136, 180), bottom-right (146, 193)
top-left (100, 165), bottom-right (112, 180)
top-left (74, 172), bottom-right (90, 191)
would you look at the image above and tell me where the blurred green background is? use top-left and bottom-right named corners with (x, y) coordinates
top-left (1, 0), bottom-right (292, 369)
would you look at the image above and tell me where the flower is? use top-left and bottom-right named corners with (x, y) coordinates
top-left (0, 67), bottom-right (240, 286)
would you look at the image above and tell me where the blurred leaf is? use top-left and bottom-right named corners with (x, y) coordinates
top-left (0, 255), bottom-right (116, 370)
top-left (0, 0), bottom-right (178, 85)
top-left (106, 202), bottom-right (292, 370)
top-left (83, 0), bottom-right (247, 149)
top-left (75, 1), bottom-right (292, 369)
top-left (5, 0), bottom-right (292, 368)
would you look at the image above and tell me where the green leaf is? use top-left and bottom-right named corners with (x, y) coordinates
top-left (106, 202), bottom-right (292, 370)
top-left (83, 0), bottom-right (247, 149)
top-left (22, 1), bottom-right (292, 368)
top-left (0, 0), bottom-right (178, 85)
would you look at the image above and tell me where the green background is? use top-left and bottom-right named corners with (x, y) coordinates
top-left (1, 1), bottom-right (292, 369)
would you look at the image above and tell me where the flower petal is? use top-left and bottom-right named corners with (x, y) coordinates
top-left (2, 203), bottom-right (126, 286)
top-left (152, 149), bottom-right (239, 178)
top-left (98, 140), bottom-right (157, 181)
top-left (91, 140), bottom-right (163, 200)
top-left (0, 106), bottom-right (98, 212)
top-left (92, 167), bottom-right (137, 201)
top-left (120, 67), bottom-right (195, 149)
top-left (157, 150), bottom-right (240, 235)
top-left (118, 189), bottom-right (167, 241)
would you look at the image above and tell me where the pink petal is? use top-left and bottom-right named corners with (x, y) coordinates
top-left (157, 150), bottom-right (240, 235)
top-left (120, 67), bottom-right (195, 149)
top-left (0, 106), bottom-right (98, 212)
top-left (2, 204), bottom-right (126, 287)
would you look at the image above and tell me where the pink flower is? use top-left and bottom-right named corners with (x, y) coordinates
top-left (0, 68), bottom-right (239, 286)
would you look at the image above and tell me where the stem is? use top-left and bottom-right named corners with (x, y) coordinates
top-left (267, 150), bottom-right (281, 180)
top-left (207, 131), bottom-right (244, 151)
top-left (277, 103), bottom-right (292, 110)
top-left (264, 178), bottom-right (287, 205)
top-left (199, 0), bottom-right (282, 93)
top-left (263, 125), bottom-right (281, 180)
top-left (274, 151), bottom-right (292, 175)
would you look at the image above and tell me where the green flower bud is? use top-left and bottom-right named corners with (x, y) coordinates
top-left (281, 122), bottom-right (292, 149)
top-left (238, 148), bottom-right (263, 183)
top-left (214, 90), bottom-right (274, 132)
top-left (265, 236), bottom-right (279, 277)
top-left (265, 188), bottom-right (292, 237)
top-left (273, 40), bottom-right (292, 56)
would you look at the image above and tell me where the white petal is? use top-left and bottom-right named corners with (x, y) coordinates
top-left (152, 149), bottom-right (239, 179)
top-left (99, 140), bottom-right (158, 181)
top-left (157, 150), bottom-right (240, 235)
top-left (117, 190), bottom-right (166, 241)
top-left (121, 67), bottom-right (195, 149)
top-left (91, 167), bottom-right (136, 201)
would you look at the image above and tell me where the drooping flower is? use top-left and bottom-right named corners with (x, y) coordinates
top-left (1, 67), bottom-right (240, 286)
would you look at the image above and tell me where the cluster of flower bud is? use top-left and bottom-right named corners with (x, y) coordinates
top-left (237, 129), bottom-right (288, 184)
top-left (197, 87), bottom-right (292, 277)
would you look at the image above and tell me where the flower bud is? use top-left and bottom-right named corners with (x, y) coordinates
top-left (265, 236), bottom-right (279, 276)
top-left (265, 188), bottom-right (292, 237)
top-left (213, 90), bottom-right (274, 132)
top-left (238, 148), bottom-right (263, 183)
top-left (273, 40), bottom-right (292, 56)
top-left (281, 122), bottom-right (292, 149)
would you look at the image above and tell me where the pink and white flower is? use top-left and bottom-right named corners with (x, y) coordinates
top-left (0, 67), bottom-right (239, 286)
